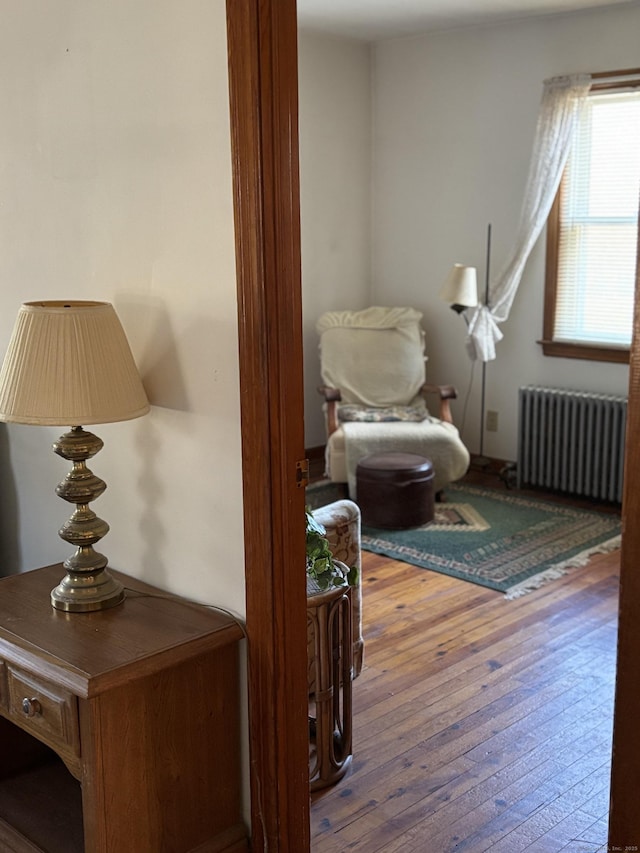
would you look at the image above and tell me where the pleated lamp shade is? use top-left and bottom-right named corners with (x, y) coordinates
top-left (440, 264), bottom-right (479, 309)
top-left (0, 301), bottom-right (149, 426)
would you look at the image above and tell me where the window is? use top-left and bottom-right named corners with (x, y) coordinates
top-left (543, 77), bottom-right (640, 363)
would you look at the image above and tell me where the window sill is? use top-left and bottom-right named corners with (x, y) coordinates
top-left (538, 339), bottom-right (630, 364)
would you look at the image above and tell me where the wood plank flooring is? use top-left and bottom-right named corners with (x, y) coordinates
top-left (310, 480), bottom-right (619, 852)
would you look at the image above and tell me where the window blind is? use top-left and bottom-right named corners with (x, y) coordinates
top-left (554, 89), bottom-right (640, 348)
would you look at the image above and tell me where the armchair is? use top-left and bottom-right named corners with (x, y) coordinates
top-left (317, 306), bottom-right (470, 497)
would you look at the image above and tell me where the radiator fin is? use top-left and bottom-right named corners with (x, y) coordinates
top-left (517, 386), bottom-right (627, 503)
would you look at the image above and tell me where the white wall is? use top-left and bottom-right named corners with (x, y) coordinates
top-left (298, 32), bottom-right (372, 448)
top-left (372, 3), bottom-right (640, 461)
top-left (0, 0), bottom-right (250, 820)
top-left (0, 2), bottom-right (245, 610)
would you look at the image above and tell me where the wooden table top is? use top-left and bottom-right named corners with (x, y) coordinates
top-left (0, 564), bottom-right (244, 698)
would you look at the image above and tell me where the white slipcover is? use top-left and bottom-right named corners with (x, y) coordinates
top-left (317, 306), bottom-right (470, 497)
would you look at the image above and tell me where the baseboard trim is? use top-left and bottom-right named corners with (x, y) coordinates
top-left (307, 448), bottom-right (518, 486)
top-left (305, 445), bottom-right (326, 482)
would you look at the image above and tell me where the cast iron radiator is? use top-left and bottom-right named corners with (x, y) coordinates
top-left (517, 386), bottom-right (627, 503)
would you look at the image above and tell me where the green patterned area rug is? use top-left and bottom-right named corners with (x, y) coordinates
top-left (361, 484), bottom-right (621, 599)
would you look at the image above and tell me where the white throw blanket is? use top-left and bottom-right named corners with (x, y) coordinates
top-left (343, 419), bottom-right (469, 499)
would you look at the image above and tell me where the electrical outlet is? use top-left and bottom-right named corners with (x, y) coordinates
top-left (486, 410), bottom-right (499, 432)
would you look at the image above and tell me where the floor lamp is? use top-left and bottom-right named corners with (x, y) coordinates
top-left (478, 223), bottom-right (492, 467)
top-left (440, 222), bottom-right (492, 466)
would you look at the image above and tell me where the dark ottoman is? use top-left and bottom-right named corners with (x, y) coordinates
top-left (356, 451), bottom-right (435, 529)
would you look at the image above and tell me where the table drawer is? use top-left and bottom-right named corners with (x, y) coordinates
top-left (5, 665), bottom-right (80, 761)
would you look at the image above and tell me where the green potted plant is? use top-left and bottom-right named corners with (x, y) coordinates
top-left (305, 507), bottom-right (358, 590)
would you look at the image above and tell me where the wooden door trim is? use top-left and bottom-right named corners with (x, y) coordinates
top-left (226, 0), bottom-right (310, 850)
top-left (608, 220), bottom-right (640, 844)
top-left (225, 0), bottom-right (640, 845)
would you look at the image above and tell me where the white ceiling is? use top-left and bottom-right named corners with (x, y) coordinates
top-left (296, 0), bottom-right (638, 41)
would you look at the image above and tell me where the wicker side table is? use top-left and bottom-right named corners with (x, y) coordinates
top-left (307, 572), bottom-right (353, 790)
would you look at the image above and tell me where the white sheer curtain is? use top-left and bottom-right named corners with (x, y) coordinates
top-left (467, 73), bottom-right (592, 362)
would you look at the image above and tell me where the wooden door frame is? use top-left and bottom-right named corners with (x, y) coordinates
top-left (225, 0), bottom-right (640, 845)
top-left (608, 224), bottom-right (640, 845)
top-left (226, 0), bottom-right (311, 850)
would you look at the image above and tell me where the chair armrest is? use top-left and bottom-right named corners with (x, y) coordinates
top-left (420, 383), bottom-right (458, 424)
top-left (317, 385), bottom-right (342, 435)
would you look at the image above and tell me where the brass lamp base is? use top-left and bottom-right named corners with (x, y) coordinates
top-left (51, 567), bottom-right (125, 613)
top-left (50, 427), bottom-right (125, 613)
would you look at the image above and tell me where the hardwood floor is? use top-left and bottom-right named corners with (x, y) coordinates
top-left (310, 477), bottom-right (619, 852)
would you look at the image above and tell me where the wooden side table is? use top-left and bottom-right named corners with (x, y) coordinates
top-left (307, 578), bottom-right (353, 791)
top-left (0, 564), bottom-right (248, 853)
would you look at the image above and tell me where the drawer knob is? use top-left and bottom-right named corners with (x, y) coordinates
top-left (21, 697), bottom-right (42, 717)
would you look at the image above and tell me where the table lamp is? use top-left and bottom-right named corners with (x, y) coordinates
top-left (0, 301), bottom-right (150, 612)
